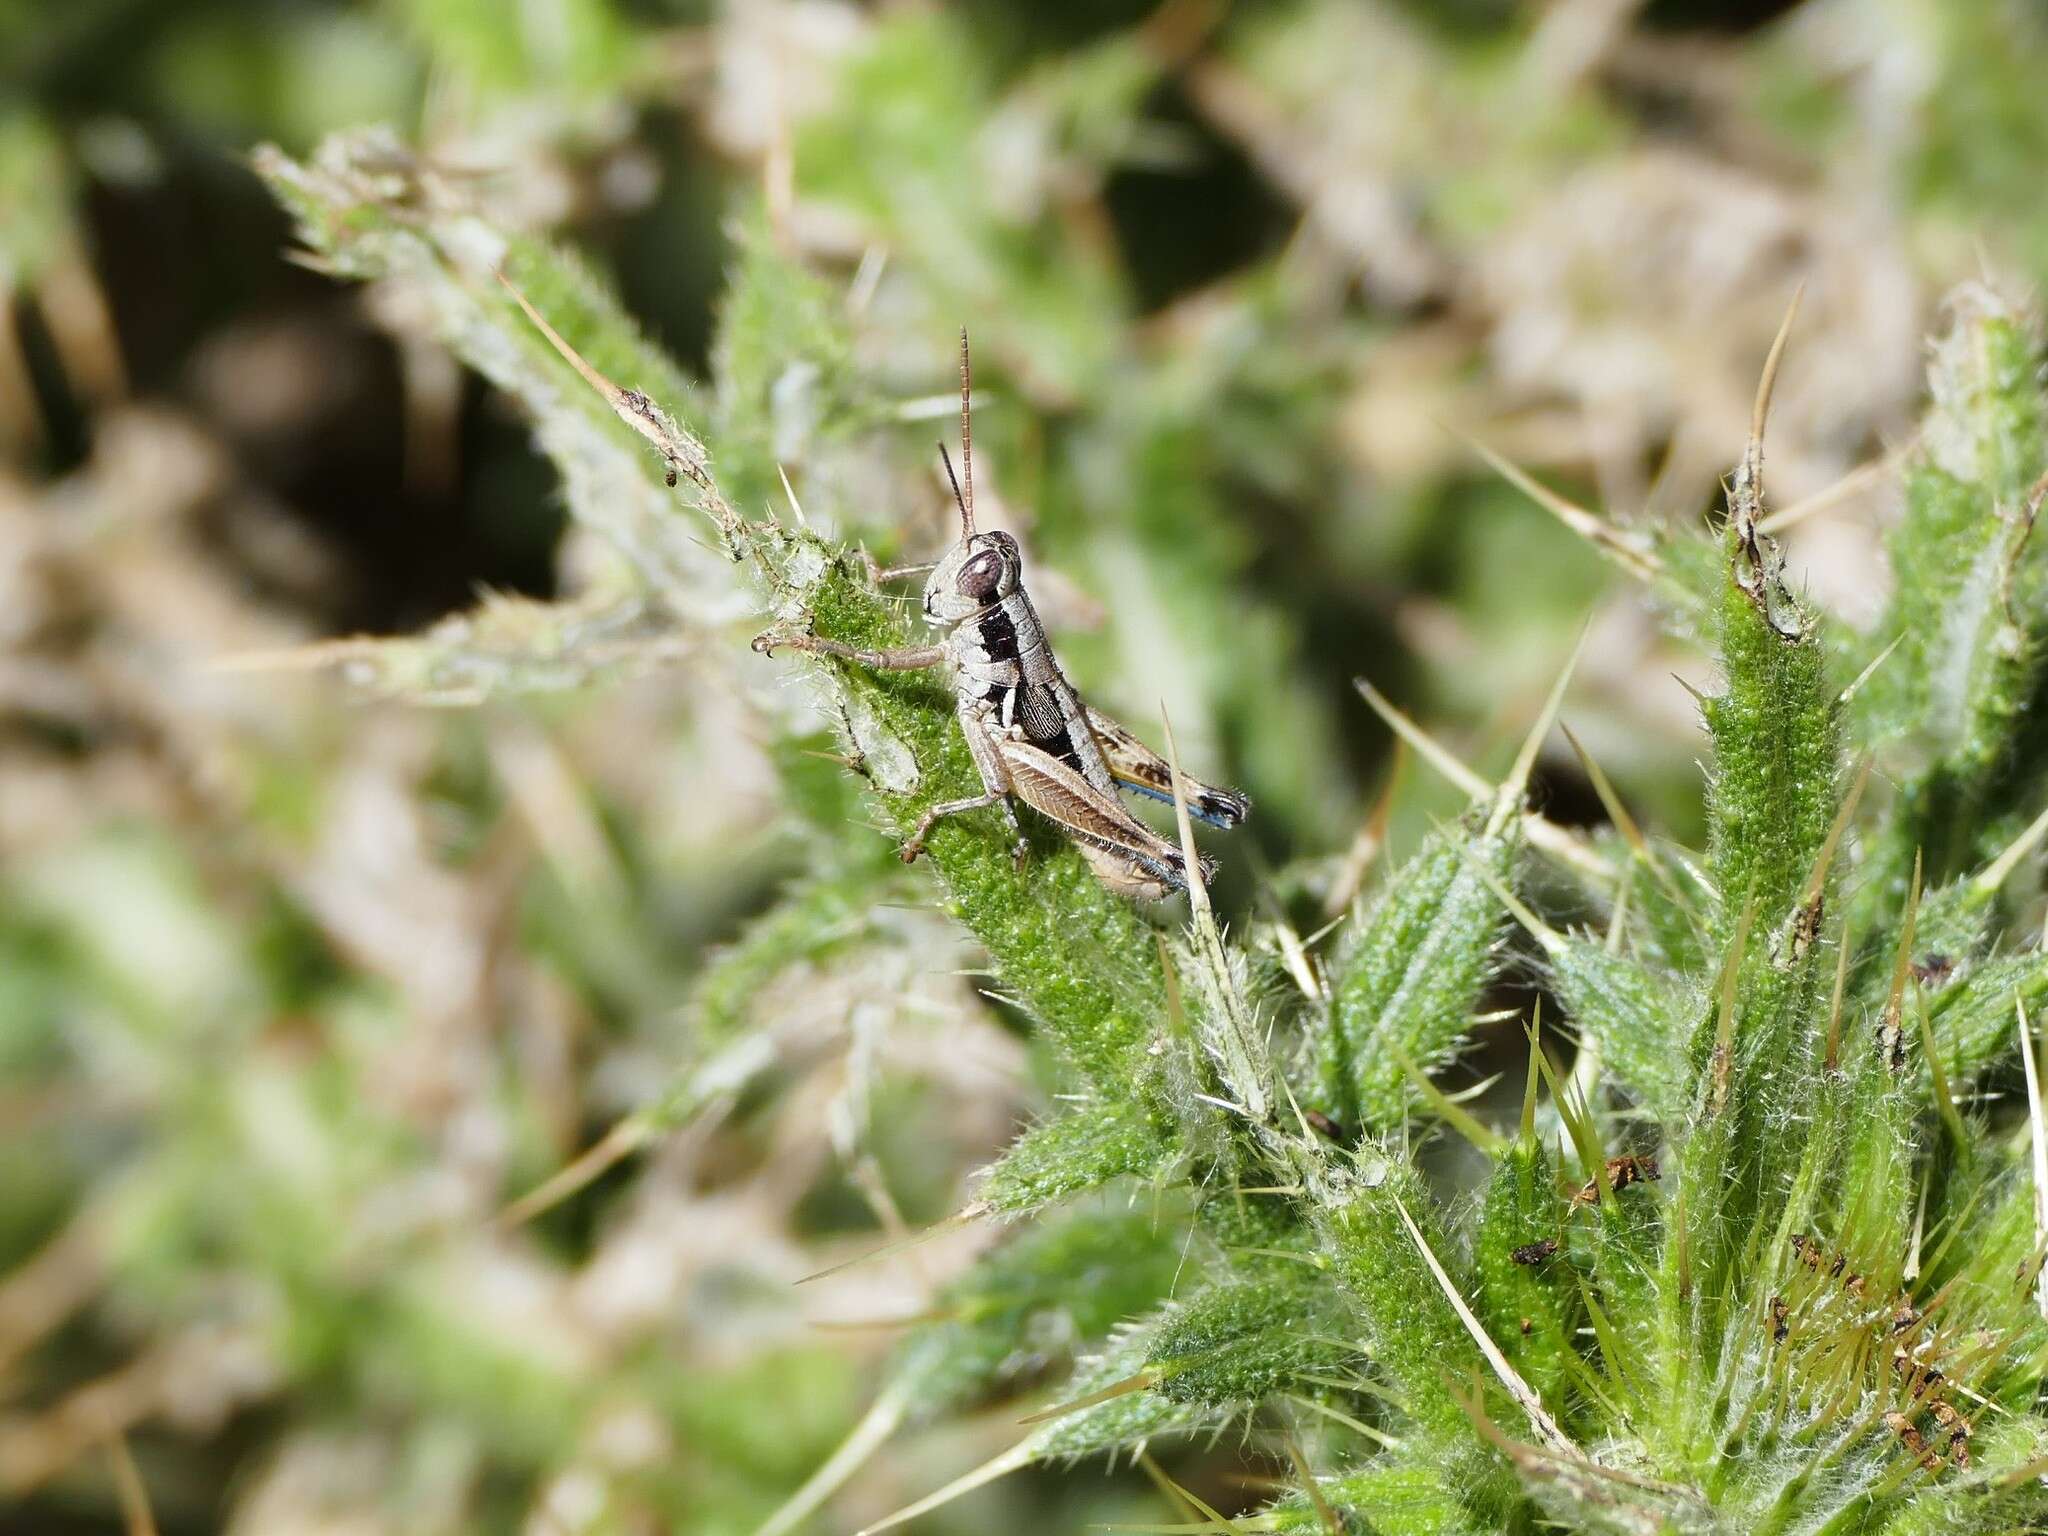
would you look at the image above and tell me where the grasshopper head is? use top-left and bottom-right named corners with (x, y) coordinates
top-left (923, 530), bottom-right (1021, 623)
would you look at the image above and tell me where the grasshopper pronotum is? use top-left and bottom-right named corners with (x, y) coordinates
top-left (755, 333), bottom-right (1249, 899)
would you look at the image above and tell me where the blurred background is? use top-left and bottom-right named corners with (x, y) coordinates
top-left (3, 0), bottom-right (2045, 1531)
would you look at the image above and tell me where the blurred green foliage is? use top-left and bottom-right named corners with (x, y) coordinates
top-left (13, 2), bottom-right (2048, 1534)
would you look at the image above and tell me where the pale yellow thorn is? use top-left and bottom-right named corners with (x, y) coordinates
top-left (1798, 757), bottom-right (1872, 913)
top-left (1904, 1173), bottom-right (1928, 1282)
top-left (1554, 725), bottom-right (1689, 906)
top-left (752, 1384), bottom-right (914, 1536)
top-left (1270, 914), bottom-right (1326, 1005)
top-left (1560, 722), bottom-right (1647, 859)
top-left (1288, 1389), bottom-right (1402, 1450)
top-left (207, 638), bottom-right (378, 674)
top-left (1916, 987), bottom-right (1966, 1150)
top-left (496, 268), bottom-right (704, 494)
top-left (855, 1440), bottom-right (1037, 1536)
top-left (107, 1433), bottom-right (159, 1536)
top-left (1016, 1367), bottom-right (1162, 1426)
top-left (1756, 437), bottom-right (1912, 536)
top-left (1130, 1451), bottom-right (1243, 1533)
top-left (1976, 801), bottom-right (2048, 899)
top-left (1275, 1069), bottom-right (1318, 1149)
top-left (1883, 853), bottom-right (1924, 1031)
top-left (1823, 913), bottom-right (1852, 1074)
top-left (1354, 677), bottom-right (1613, 882)
top-left (1443, 1070), bottom-right (1505, 1106)
top-left (792, 1202), bottom-right (989, 1286)
top-left (1390, 1191), bottom-right (1578, 1456)
top-left (777, 462), bottom-right (809, 528)
top-left (1286, 1392), bottom-right (1400, 1449)
top-left (498, 1116), bottom-right (652, 1229)
top-left (497, 269), bottom-right (629, 407)
top-left (1489, 629), bottom-right (1587, 840)
top-left (1525, 818), bottom-right (1615, 883)
top-left (1160, 707), bottom-right (1212, 925)
top-left (806, 1311), bottom-right (953, 1332)
top-left (1355, 678), bottom-right (1492, 803)
top-left (1326, 740), bottom-right (1407, 916)
top-left (1283, 1434), bottom-right (1344, 1536)
top-left (1390, 1039), bottom-right (1507, 1156)
top-left (2019, 994), bottom-right (2048, 1323)
top-left (1470, 860), bottom-right (1566, 957)
top-left (1135, 1449), bottom-right (1209, 1528)
top-left (1163, 706), bottom-right (1270, 1124)
top-left (1604, 860), bottom-right (1633, 952)
top-left (1751, 281), bottom-right (1806, 453)
top-left (1461, 432), bottom-right (1660, 581)
top-left (1837, 633), bottom-right (1905, 707)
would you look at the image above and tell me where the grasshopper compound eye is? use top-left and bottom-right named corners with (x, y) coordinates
top-left (956, 547), bottom-right (1005, 602)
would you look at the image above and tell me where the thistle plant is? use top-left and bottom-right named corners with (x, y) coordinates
top-left (247, 127), bottom-right (2048, 1536)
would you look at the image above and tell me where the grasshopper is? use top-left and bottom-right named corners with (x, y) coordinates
top-left (754, 333), bottom-right (1249, 899)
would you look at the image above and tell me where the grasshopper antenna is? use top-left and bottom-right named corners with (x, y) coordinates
top-left (939, 443), bottom-right (972, 538)
top-left (957, 328), bottom-right (975, 529)
top-left (939, 327), bottom-right (976, 537)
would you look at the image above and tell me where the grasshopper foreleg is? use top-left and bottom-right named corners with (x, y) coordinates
top-left (751, 631), bottom-right (946, 670)
top-left (859, 550), bottom-right (938, 586)
top-left (903, 705), bottom-right (1026, 865)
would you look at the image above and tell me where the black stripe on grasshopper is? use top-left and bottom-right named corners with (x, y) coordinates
top-left (751, 332), bottom-right (1250, 899)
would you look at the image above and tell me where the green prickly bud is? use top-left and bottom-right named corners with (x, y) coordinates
top-left (1145, 1265), bottom-right (1356, 1408)
top-left (708, 221), bottom-right (868, 519)
top-left (1701, 298), bottom-right (1844, 955)
top-left (1856, 290), bottom-right (2048, 927)
top-left (1547, 935), bottom-right (1696, 1123)
top-left (1269, 1460), bottom-right (1494, 1536)
top-left (1312, 1154), bottom-right (1490, 1452)
top-left (900, 1202), bottom-right (1189, 1415)
top-left (1319, 657), bottom-right (1576, 1135)
top-left (1703, 498), bottom-right (1840, 946)
top-left (1319, 816), bottom-right (1516, 1132)
top-left (979, 1102), bottom-right (1174, 1218)
top-left (1026, 1311), bottom-right (1218, 1461)
top-left (1473, 1141), bottom-right (1573, 1405)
